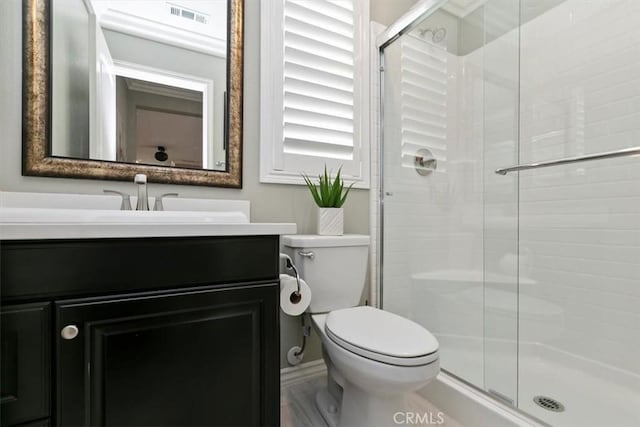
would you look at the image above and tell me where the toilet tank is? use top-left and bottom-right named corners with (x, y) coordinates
top-left (282, 235), bottom-right (370, 313)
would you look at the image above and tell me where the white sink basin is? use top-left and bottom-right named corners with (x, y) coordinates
top-left (0, 192), bottom-right (297, 240)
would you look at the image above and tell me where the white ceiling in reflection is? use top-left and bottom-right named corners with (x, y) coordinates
top-left (91, 0), bottom-right (227, 42)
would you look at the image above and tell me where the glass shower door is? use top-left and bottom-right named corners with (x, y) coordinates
top-left (380, 0), bottom-right (521, 404)
top-left (515, 1), bottom-right (640, 425)
top-left (381, 0), bottom-right (640, 425)
top-left (481, 0), bottom-right (520, 406)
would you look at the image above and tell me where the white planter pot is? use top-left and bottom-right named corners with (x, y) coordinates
top-left (317, 208), bottom-right (344, 236)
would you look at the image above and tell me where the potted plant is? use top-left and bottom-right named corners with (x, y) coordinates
top-left (302, 166), bottom-right (354, 236)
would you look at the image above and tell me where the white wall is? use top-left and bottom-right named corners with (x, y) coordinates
top-left (0, 0), bottom-right (370, 368)
top-left (370, 0), bottom-right (419, 25)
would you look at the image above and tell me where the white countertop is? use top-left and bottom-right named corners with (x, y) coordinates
top-left (0, 193), bottom-right (297, 240)
top-left (0, 221), bottom-right (297, 240)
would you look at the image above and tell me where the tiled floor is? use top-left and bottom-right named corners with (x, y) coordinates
top-left (281, 375), bottom-right (327, 426)
top-left (281, 374), bottom-right (464, 427)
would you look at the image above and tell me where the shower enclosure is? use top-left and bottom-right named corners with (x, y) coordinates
top-left (378, 0), bottom-right (640, 425)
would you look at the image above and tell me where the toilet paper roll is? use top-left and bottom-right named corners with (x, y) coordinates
top-left (279, 274), bottom-right (312, 316)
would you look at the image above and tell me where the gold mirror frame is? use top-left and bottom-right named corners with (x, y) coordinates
top-left (23, 0), bottom-right (244, 188)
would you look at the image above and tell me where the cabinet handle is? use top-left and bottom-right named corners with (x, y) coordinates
top-left (1, 393), bottom-right (17, 404)
top-left (61, 325), bottom-right (79, 340)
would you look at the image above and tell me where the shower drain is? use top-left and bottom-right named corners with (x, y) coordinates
top-left (533, 396), bottom-right (565, 412)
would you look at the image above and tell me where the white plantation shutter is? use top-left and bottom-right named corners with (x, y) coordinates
top-left (261, 0), bottom-right (369, 187)
top-left (282, 0), bottom-right (354, 160)
top-left (400, 36), bottom-right (448, 171)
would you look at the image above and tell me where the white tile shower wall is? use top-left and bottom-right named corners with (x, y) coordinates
top-left (518, 0), bottom-right (640, 375)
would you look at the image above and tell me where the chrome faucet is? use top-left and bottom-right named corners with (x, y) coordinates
top-left (134, 174), bottom-right (149, 211)
top-left (104, 175), bottom-right (177, 210)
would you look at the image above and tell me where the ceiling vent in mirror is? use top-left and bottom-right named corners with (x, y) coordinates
top-left (168, 3), bottom-right (208, 25)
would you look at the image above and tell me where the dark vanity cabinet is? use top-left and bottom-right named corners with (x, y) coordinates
top-left (0, 236), bottom-right (280, 427)
top-left (1, 303), bottom-right (51, 426)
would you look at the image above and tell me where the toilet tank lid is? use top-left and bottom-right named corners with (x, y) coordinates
top-left (282, 234), bottom-right (370, 248)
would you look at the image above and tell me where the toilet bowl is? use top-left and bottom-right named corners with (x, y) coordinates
top-left (283, 235), bottom-right (440, 427)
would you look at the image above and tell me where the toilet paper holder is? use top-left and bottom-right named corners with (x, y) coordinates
top-left (280, 253), bottom-right (301, 299)
top-left (280, 253), bottom-right (311, 365)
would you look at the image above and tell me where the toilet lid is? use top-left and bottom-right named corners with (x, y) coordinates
top-left (325, 307), bottom-right (439, 366)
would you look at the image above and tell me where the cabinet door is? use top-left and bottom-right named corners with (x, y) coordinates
top-left (56, 284), bottom-right (279, 427)
top-left (0, 303), bottom-right (51, 427)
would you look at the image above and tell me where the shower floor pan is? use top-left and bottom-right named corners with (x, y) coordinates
top-left (439, 339), bottom-right (640, 426)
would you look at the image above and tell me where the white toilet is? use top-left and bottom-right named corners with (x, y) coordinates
top-left (283, 235), bottom-right (440, 427)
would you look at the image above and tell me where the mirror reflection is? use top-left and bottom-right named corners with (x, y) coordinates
top-left (51, 0), bottom-right (228, 171)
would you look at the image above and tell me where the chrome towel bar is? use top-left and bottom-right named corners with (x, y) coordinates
top-left (495, 146), bottom-right (640, 175)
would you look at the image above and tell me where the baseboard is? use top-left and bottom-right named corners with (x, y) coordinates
top-left (280, 359), bottom-right (327, 387)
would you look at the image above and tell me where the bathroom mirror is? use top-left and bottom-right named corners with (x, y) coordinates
top-left (23, 0), bottom-right (244, 187)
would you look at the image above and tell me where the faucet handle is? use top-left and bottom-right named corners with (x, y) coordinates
top-left (154, 193), bottom-right (179, 211)
top-left (103, 190), bottom-right (132, 211)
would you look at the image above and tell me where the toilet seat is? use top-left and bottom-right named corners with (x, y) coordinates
top-left (325, 307), bottom-right (439, 367)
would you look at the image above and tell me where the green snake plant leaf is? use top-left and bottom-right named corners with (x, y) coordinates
top-left (337, 181), bottom-right (355, 208)
top-left (320, 167), bottom-right (330, 206)
top-left (328, 167), bottom-right (343, 207)
top-left (302, 174), bottom-right (323, 207)
top-left (301, 165), bottom-right (353, 208)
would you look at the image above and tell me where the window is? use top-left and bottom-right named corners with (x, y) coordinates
top-left (260, 0), bottom-right (370, 188)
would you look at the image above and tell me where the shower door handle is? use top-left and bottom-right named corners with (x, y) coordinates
top-left (495, 146), bottom-right (640, 175)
